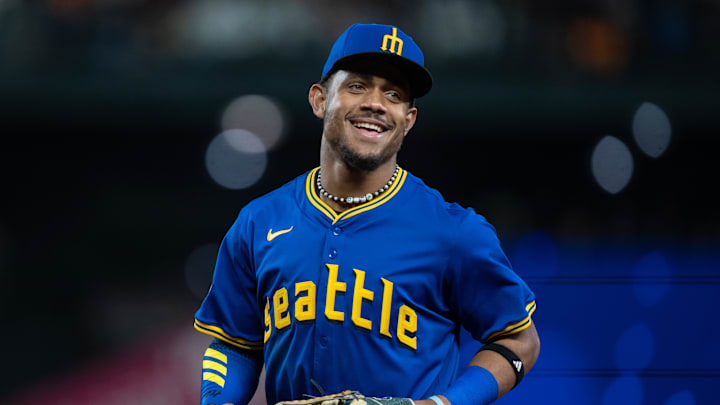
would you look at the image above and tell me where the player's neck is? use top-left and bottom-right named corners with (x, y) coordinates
top-left (318, 155), bottom-right (398, 213)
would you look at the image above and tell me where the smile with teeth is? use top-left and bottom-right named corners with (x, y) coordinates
top-left (352, 121), bottom-right (386, 133)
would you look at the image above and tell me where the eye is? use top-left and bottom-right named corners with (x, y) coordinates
top-left (386, 90), bottom-right (402, 102)
top-left (348, 83), bottom-right (365, 92)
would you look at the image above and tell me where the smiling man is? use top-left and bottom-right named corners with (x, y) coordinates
top-left (194, 24), bottom-right (539, 405)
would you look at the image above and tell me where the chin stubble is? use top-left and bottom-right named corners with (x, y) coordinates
top-left (337, 142), bottom-right (384, 171)
top-left (336, 124), bottom-right (406, 172)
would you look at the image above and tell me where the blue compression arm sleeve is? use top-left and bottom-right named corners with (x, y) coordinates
top-left (440, 366), bottom-right (498, 405)
top-left (201, 338), bottom-right (264, 405)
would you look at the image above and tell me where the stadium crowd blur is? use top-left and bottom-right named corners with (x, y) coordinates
top-left (1, 1), bottom-right (718, 404)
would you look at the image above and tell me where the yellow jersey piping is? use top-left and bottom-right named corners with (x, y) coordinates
top-left (194, 319), bottom-right (264, 350)
top-left (306, 167), bottom-right (337, 221)
top-left (305, 166), bottom-right (407, 224)
top-left (482, 300), bottom-right (537, 343)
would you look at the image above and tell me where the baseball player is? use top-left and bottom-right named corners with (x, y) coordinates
top-left (194, 23), bottom-right (539, 405)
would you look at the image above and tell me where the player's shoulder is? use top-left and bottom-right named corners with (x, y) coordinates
top-left (404, 171), bottom-right (501, 249)
top-left (404, 171), bottom-right (490, 227)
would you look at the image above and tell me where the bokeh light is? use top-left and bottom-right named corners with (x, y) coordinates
top-left (664, 390), bottom-right (696, 405)
top-left (591, 135), bottom-right (634, 194)
top-left (205, 129), bottom-right (267, 190)
top-left (520, 328), bottom-right (599, 403)
top-left (632, 251), bottom-right (671, 307)
top-left (614, 323), bottom-right (655, 370)
top-left (417, 1), bottom-right (506, 56)
top-left (184, 243), bottom-right (220, 299)
top-left (632, 102), bottom-right (672, 158)
top-left (221, 94), bottom-right (287, 150)
top-left (170, 0), bottom-right (316, 57)
top-left (568, 18), bottom-right (628, 74)
top-left (602, 376), bottom-right (643, 405)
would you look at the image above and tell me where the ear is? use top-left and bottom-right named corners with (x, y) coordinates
top-left (308, 84), bottom-right (327, 119)
top-left (403, 106), bottom-right (418, 136)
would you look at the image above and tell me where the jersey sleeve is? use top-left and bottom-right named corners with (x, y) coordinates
top-left (446, 212), bottom-right (536, 344)
top-left (194, 210), bottom-right (265, 351)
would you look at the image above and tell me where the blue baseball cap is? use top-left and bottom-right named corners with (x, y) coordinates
top-left (322, 24), bottom-right (433, 98)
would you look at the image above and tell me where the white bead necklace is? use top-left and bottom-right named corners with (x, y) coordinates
top-left (317, 165), bottom-right (399, 205)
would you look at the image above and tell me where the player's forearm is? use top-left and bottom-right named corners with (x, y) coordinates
top-left (201, 338), bottom-right (264, 405)
top-left (419, 323), bottom-right (540, 405)
top-left (468, 323), bottom-right (540, 400)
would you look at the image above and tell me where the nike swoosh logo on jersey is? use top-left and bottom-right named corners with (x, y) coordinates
top-left (267, 226), bottom-right (294, 242)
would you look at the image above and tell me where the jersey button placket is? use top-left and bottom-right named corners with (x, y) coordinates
top-left (315, 223), bottom-right (342, 380)
top-left (329, 226), bottom-right (341, 258)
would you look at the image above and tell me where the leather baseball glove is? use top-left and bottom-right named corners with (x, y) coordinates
top-left (275, 390), bottom-right (415, 405)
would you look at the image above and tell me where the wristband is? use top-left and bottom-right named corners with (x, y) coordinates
top-left (476, 343), bottom-right (525, 388)
top-left (440, 365), bottom-right (497, 405)
top-left (428, 395), bottom-right (444, 405)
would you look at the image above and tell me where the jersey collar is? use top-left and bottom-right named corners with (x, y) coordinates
top-left (305, 166), bottom-right (408, 224)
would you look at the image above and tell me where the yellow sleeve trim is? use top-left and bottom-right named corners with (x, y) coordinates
top-left (483, 300), bottom-right (537, 343)
top-left (203, 372), bottom-right (226, 388)
top-left (203, 359), bottom-right (228, 376)
top-left (194, 320), bottom-right (264, 350)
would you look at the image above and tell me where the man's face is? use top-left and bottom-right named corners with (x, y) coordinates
top-left (316, 69), bottom-right (417, 171)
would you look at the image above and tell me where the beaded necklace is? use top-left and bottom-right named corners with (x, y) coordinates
top-left (316, 165), bottom-right (399, 205)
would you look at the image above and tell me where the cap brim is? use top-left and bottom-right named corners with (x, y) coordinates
top-left (328, 52), bottom-right (433, 98)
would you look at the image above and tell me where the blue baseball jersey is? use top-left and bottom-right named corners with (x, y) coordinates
top-left (194, 167), bottom-right (536, 404)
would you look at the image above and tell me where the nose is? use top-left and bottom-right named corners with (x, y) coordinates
top-left (359, 88), bottom-right (387, 114)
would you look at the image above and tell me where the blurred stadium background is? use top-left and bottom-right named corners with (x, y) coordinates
top-left (1, 0), bottom-right (718, 404)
